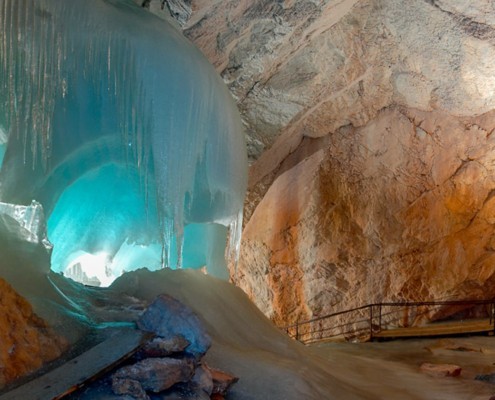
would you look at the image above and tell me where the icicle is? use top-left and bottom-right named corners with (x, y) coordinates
top-left (227, 209), bottom-right (244, 281)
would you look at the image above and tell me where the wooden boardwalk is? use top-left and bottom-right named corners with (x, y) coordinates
top-left (372, 318), bottom-right (494, 340)
top-left (286, 300), bottom-right (495, 344)
top-left (0, 329), bottom-right (151, 400)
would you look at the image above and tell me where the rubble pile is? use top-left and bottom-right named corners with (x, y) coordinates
top-left (111, 294), bottom-right (238, 400)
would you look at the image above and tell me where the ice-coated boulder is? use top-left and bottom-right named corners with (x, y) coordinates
top-left (137, 294), bottom-right (211, 358)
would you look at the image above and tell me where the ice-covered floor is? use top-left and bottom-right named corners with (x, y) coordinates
top-left (4, 258), bottom-right (495, 400)
top-left (313, 337), bottom-right (495, 400)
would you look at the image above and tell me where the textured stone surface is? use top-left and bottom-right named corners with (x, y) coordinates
top-left (135, 0), bottom-right (193, 26)
top-left (205, 364), bottom-right (239, 396)
top-left (169, 0), bottom-right (495, 165)
top-left (138, 336), bottom-right (190, 358)
top-left (112, 377), bottom-right (150, 400)
top-left (237, 107), bottom-right (495, 327)
top-left (0, 278), bottom-right (67, 388)
top-left (190, 364), bottom-right (213, 396)
top-left (112, 357), bottom-right (195, 393)
top-left (137, 294), bottom-right (211, 358)
top-left (420, 363), bottom-right (462, 378)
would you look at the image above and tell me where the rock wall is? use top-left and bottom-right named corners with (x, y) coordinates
top-left (0, 277), bottom-right (67, 387)
top-left (150, 0), bottom-right (495, 326)
top-left (238, 107), bottom-right (495, 326)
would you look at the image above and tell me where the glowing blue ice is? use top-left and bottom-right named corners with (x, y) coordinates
top-left (0, 0), bottom-right (247, 285)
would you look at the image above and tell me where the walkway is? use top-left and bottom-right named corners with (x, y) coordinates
top-left (284, 300), bottom-right (495, 344)
top-left (373, 318), bottom-right (493, 339)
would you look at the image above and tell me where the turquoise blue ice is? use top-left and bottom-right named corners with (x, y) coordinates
top-left (0, 0), bottom-right (247, 285)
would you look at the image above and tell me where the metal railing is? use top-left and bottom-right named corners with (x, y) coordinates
top-left (284, 299), bottom-right (495, 344)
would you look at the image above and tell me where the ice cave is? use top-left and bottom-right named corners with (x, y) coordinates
top-left (4, 1), bottom-right (495, 399)
top-left (0, 0), bottom-right (247, 286)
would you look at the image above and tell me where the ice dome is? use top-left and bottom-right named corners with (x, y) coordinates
top-left (0, 0), bottom-right (247, 285)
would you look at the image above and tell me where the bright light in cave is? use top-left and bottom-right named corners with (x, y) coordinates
top-left (65, 252), bottom-right (114, 287)
top-left (0, 0), bottom-right (247, 286)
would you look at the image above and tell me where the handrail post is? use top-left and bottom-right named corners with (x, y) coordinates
top-left (492, 302), bottom-right (495, 334)
top-left (369, 305), bottom-right (373, 340)
top-left (378, 304), bottom-right (382, 333)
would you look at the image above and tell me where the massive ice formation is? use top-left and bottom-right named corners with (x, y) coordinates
top-left (0, 0), bottom-right (247, 285)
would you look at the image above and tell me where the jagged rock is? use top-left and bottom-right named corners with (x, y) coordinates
top-left (190, 364), bottom-right (213, 396)
top-left (112, 357), bottom-right (195, 393)
top-left (204, 364), bottom-right (239, 396)
top-left (138, 336), bottom-right (190, 358)
top-left (0, 277), bottom-right (67, 388)
top-left (177, 0), bottom-right (495, 165)
top-left (137, 294), bottom-right (211, 358)
top-left (112, 378), bottom-right (150, 400)
top-left (130, 361), bottom-right (236, 399)
top-left (162, 0), bottom-right (191, 26)
top-left (420, 363), bottom-right (462, 377)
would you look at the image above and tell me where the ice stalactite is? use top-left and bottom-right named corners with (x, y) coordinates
top-left (0, 0), bottom-right (247, 286)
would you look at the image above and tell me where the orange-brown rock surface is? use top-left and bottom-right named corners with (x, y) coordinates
top-left (237, 107), bottom-right (495, 326)
top-left (0, 277), bottom-right (67, 387)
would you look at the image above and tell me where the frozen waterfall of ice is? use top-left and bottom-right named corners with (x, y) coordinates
top-left (0, 0), bottom-right (247, 285)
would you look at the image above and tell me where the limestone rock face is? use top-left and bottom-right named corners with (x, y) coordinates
top-left (155, 1), bottom-right (495, 327)
top-left (174, 0), bottom-right (495, 164)
top-left (238, 106), bottom-right (495, 326)
top-left (237, 106), bottom-right (495, 325)
top-left (0, 277), bottom-right (67, 387)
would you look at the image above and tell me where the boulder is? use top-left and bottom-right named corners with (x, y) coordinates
top-left (190, 364), bottom-right (213, 396)
top-left (237, 107), bottom-right (495, 330)
top-left (0, 277), bottom-right (67, 388)
top-left (137, 336), bottom-right (190, 358)
top-left (204, 364), bottom-right (239, 395)
top-left (138, 294), bottom-right (211, 359)
top-left (112, 357), bottom-right (195, 393)
top-left (111, 378), bottom-right (150, 400)
top-left (420, 363), bottom-right (462, 378)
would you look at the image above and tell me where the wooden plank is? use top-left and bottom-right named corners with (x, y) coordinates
top-left (373, 319), bottom-right (494, 339)
top-left (0, 329), bottom-right (152, 400)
